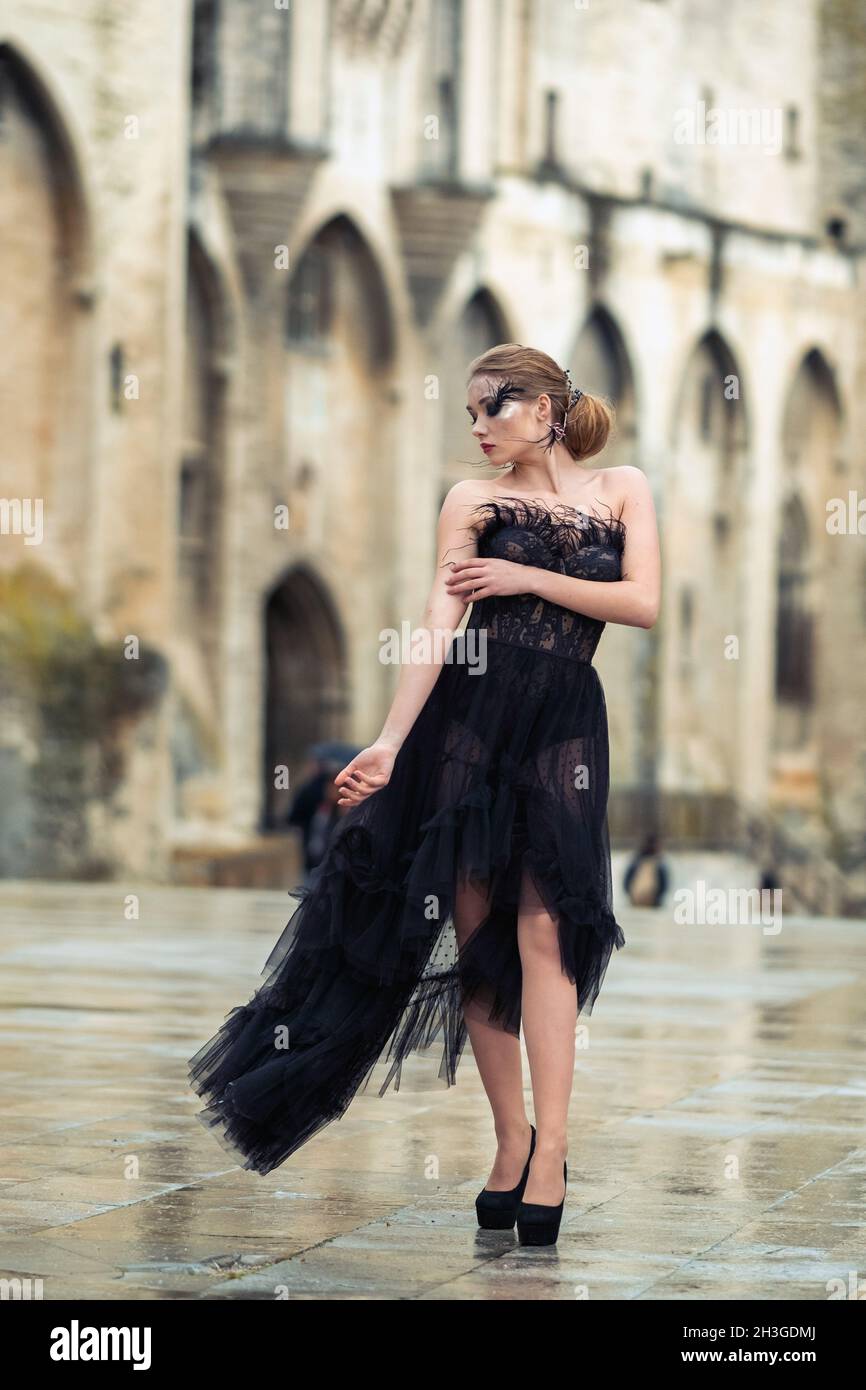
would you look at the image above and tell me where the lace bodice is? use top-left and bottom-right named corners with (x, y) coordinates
top-left (464, 495), bottom-right (626, 665)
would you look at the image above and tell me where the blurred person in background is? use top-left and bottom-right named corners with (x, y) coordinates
top-left (623, 831), bottom-right (669, 908)
top-left (300, 772), bottom-right (349, 885)
top-left (286, 742), bottom-right (359, 880)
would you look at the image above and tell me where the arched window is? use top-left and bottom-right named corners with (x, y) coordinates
top-left (775, 349), bottom-right (843, 755)
top-left (774, 496), bottom-right (813, 709)
top-left (263, 568), bottom-right (349, 829)
top-left (0, 44), bottom-right (92, 580)
top-left (441, 287), bottom-right (509, 495)
top-left (571, 306), bottom-right (638, 469)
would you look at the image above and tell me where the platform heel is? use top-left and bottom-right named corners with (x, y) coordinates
top-left (475, 1124), bottom-right (536, 1230)
top-left (516, 1158), bottom-right (567, 1246)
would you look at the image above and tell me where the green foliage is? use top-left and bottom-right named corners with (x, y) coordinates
top-left (0, 563), bottom-right (168, 877)
top-left (0, 563), bottom-right (167, 738)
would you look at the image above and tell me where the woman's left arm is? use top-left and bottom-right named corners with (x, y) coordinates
top-left (532, 467), bottom-right (660, 628)
top-left (446, 467), bottom-right (661, 629)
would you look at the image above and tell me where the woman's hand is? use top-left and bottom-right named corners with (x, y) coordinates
top-left (444, 556), bottom-right (532, 601)
top-left (334, 741), bottom-right (398, 807)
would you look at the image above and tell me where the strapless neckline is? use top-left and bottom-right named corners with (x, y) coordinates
top-left (484, 493), bottom-right (614, 526)
top-left (469, 493), bottom-right (627, 552)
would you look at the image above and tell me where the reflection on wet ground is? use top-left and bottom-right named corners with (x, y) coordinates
top-left (0, 878), bottom-right (864, 1300)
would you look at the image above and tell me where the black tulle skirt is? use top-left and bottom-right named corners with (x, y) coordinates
top-left (188, 636), bottom-right (625, 1175)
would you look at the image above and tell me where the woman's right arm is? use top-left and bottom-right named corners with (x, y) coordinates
top-left (334, 482), bottom-right (483, 806)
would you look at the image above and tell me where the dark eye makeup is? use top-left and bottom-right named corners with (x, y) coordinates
top-left (466, 378), bottom-right (522, 423)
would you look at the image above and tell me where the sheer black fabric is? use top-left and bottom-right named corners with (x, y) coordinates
top-left (188, 497), bottom-right (627, 1174)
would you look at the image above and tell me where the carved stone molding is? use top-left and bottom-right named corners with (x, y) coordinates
top-left (208, 140), bottom-right (326, 299)
top-left (390, 180), bottom-right (494, 325)
top-left (333, 0), bottom-right (422, 60)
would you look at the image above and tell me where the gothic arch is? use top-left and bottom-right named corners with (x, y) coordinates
top-left (0, 41), bottom-right (95, 588)
top-left (460, 285), bottom-right (511, 348)
top-left (781, 347), bottom-right (844, 467)
top-left (0, 42), bottom-right (93, 278)
top-left (262, 565), bottom-right (350, 829)
top-left (671, 327), bottom-right (749, 454)
top-left (571, 304), bottom-right (639, 468)
top-left (772, 348), bottom-right (844, 762)
top-left (440, 286), bottom-right (512, 498)
top-left (572, 304), bottom-right (637, 401)
top-left (286, 213), bottom-right (396, 369)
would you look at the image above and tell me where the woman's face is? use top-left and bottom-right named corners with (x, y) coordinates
top-left (466, 375), bottom-right (546, 467)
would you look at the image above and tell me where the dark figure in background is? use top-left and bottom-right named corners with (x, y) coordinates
top-left (286, 742), bottom-right (360, 879)
top-left (303, 778), bottom-right (347, 881)
top-left (624, 832), bottom-right (669, 908)
top-left (760, 863), bottom-right (781, 894)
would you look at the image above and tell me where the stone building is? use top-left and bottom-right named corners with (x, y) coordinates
top-left (0, 0), bottom-right (864, 905)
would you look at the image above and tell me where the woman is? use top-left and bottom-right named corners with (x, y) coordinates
top-left (188, 343), bottom-right (661, 1246)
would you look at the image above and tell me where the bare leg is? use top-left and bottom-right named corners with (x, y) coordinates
top-left (517, 867), bottom-right (571, 1205)
top-left (454, 873), bottom-right (531, 1189)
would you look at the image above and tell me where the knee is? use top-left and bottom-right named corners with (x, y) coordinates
top-left (518, 910), bottom-right (562, 962)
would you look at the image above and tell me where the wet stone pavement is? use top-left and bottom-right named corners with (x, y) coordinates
top-left (0, 876), bottom-right (864, 1301)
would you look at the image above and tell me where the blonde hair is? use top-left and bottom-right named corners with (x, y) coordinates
top-left (466, 342), bottom-right (613, 461)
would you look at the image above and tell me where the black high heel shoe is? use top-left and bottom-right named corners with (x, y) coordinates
top-left (475, 1124), bottom-right (536, 1230)
top-left (516, 1158), bottom-right (567, 1246)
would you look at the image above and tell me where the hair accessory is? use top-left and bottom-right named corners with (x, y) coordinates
top-left (550, 368), bottom-right (583, 441)
top-left (563, 366), bottom-right (583, 408)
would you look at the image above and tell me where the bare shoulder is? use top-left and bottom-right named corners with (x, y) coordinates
top-left (604, 465), bottom-right (654, 513)
top-left (442, 478), bottom-right (497, 506)
top-left (439, 478), bottom-right (497, 530)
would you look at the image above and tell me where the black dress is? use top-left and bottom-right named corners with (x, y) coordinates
top-left (188, 496), bottom-right (628, 1174)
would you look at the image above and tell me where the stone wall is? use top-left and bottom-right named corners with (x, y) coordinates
top-left (0, 0), bottom-right (863, 887)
